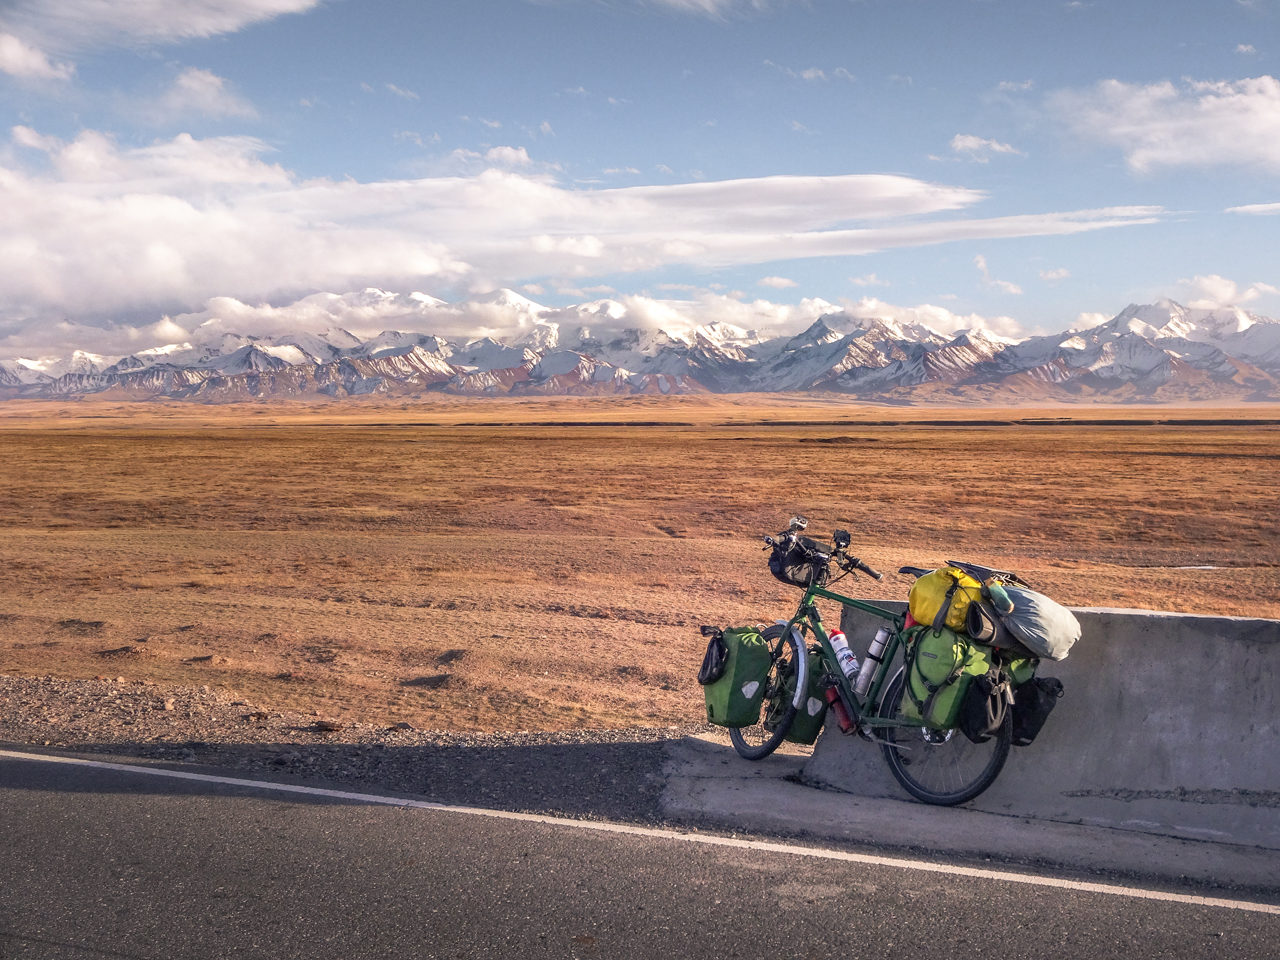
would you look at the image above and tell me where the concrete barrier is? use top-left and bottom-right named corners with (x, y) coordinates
top-left (802, 602), bottom-right (1280, 849)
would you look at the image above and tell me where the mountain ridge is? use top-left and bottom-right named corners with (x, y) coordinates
top-left (4, 296), bottom-right (1278, 402)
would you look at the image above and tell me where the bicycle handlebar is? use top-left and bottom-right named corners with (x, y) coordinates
top-left (763, 525), bottom-right (884, 580)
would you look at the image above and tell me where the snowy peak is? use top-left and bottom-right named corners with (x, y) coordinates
top-left (265, 328), bottom-right (362, 364)
top-left (196, 344), bottom-right (292, 375)
top-left (357, 330), bottom-right (452, 360)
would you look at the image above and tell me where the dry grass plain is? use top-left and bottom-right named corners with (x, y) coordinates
top-left (2, 395), bottom-right (1278, 733)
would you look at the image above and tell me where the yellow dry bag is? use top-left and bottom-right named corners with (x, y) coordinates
top-left (908, 566), bottom-right (985, 633)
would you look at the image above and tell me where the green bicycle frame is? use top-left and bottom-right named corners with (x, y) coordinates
top-left (782, 581), bottom-right (913, 731)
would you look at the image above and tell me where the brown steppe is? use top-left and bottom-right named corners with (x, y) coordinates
top-left (2, 395), bottom-right (1278, 733)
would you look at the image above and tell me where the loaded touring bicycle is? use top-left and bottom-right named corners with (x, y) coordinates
top-left (699, 517), bottom-right (1072, 806)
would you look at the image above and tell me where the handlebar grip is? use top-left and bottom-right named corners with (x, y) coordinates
top-left (857, 560), bottom-right (884, 581)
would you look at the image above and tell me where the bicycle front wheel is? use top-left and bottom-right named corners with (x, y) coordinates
top-left (877, 670), bottom-right (1010, 805)
top-left (728, 624), bottom-right (800, 760)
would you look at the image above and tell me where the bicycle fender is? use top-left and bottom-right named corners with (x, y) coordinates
top-left (789, 624), bottom-right (808, 709)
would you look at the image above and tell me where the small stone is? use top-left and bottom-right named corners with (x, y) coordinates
top-left (162, 698), bottom-right (176, 711)
top-left (389, 721), bottom-right (414, 731)
top-left (313, 719), bottom-right (343, 732)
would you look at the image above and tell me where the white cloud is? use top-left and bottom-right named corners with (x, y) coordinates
top-left (950, 134), bottom-right (1023, 162)
top-left (386, 83), bottom-right (419, 101)
top-left (0, 126), bottom-right (1160, 331)
top-left (1227, 201), bottom-right (1280, 215)
top-left (2, 0), bottom-right (321, 52)
top-left (485, 146), bottom-right (532, 167)
top-left (1237, 44), bottom-right (1257, 54)
top-left (1039, 267), bottom-right (1070, 281)
top-left (1052, 75), bottom-right (1280, 173)
top-left (147, 67), bottom-right (257, 121)
top-left (758, 275), bottom-right (796, 288)
top-left (1178, 274), bottom-right (1280, 309)
top-left (974, 254), bottom-right (1023, 294)
top-left (447, 145), bottom-right (537, 171)
top-left (0, 31), bottom-right (74, 79)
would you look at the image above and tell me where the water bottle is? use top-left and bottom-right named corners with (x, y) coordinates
top-left (828, 629), bottom-right (859, 681)
top-left (854, 626), bottom-right (891, 697)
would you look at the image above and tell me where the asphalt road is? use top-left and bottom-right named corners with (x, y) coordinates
top-left (1, 752), bottom-right (1276, 960)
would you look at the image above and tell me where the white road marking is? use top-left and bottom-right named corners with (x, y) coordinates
top-left (3, 747), bottom-right (1277, 916)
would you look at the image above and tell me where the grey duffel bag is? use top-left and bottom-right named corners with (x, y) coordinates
top-left (1000, 586), bottom-right (1081, 661)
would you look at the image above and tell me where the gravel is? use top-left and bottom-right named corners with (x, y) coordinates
top-left (0, 674), bottom-right (710, 824)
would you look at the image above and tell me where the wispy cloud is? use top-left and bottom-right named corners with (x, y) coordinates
top-left (764, 59), bottom-right (855, 82)
top-left (647, 0), bottom-right (794, 17)
top-left (949, 134), bottom-right (1024, 162)
top-left (386, 83), bottom-right (419, 101)
top-left (1039, 267), bottom-right (1070, 281)
top-left (975, 254), bottom-right (1023, 294)
top-left (1, 0), bottom-right (322, 51)
top-left (1227, 201), bottom-right (1280, 215)
top-left (850, 273), bottom-right (887, 287)
top-left (758, 276), bottom-right (796, 289)
top-left (1051, 75), bottom-right (1280, 173)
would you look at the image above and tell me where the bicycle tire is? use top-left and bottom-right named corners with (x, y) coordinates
top-left (728, 624), bottom-right (801, 760)
top-left (877, 670), bottom-right (1010, 805)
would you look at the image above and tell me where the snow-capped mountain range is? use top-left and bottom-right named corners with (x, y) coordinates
top-left (3, 294), bottom-right (1279, 402)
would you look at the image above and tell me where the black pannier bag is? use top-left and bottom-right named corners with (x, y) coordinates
top-left (768, 536), bottom-right (831, 588)
top-left (958, 670), bottom-right (1010, 744)
top-left (1011, 677), bottom-right (1064, 746)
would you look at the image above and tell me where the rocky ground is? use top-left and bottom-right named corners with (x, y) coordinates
top-left (0, 674), bottom-right (712, 824)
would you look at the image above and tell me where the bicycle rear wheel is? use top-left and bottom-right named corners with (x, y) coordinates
top-left (877, 670), bottom-right (1010, 805)
top-left (728, 624), bottom-right (800, 760)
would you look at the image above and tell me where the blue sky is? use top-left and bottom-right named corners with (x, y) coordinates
top-left (1, 0), bottom-right (1278, 356)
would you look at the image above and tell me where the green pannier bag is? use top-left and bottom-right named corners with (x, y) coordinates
top-left (902, 626), bottom-right (994, 729)
top-left (703, 626), bottom-right (773, 727)
top-left (782, 646), bottom-right (829, 745)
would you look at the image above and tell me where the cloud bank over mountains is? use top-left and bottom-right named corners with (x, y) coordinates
top-left (0, 125), bottom-right (1163, 330)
